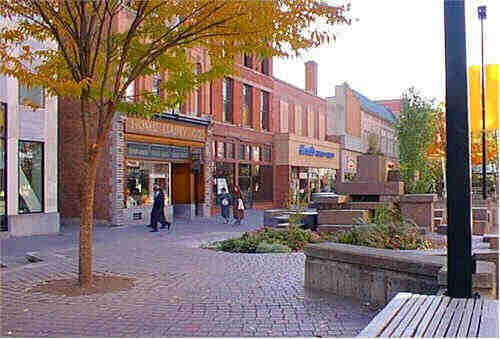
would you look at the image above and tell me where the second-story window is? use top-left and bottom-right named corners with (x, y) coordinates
top-left (243, 84), bottom-right (252, 127)
top-left (261, 58), bottom-right (270, 75)
top-left (244, 54), bottom-right (252, 68)
top-left (261, 90), bottom-right (269, 131)
top-left (152, 74), bottom-right (162, 96)
top-left (223, 78), bottom-right (233, 123)
top-left (19, 85), bottom-right (45, 108)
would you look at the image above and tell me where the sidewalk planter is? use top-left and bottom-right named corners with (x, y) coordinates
top-left (304, 242), bottom-right (444, 305)
top-left (400, 194), bottom-right (437, 233)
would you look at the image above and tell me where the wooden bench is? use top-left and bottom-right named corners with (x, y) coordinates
top-left (358, 292), bottom-right (498, 337)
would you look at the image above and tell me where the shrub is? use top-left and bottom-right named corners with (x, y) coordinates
top-left (332, 207), bottom-right (432, 251)
top-left (203, 226), bottom-right (333, 253)
top-left (255, 242), bottom-right (291, 253)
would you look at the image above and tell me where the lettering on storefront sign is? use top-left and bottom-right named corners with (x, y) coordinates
top-left (298, 145), bottom-right (335, 159)
top-left (126, 117), bottom-right (206, 141)
top-left (127, 142), bottom-right (190, 160)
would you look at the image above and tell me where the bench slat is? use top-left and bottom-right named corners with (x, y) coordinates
top-left (447, 298), bottom-right (469, 337)
top-left (402, 294), bottom-right (438, 337)
top-left (357, 292), bottom-right (412, 338)
top-left (467, 298), bottom-right (484, 337)
top-left (412, 296), bottom-right (450, 338)
top-left (379, 294), bottom-right (421, 337)
top-left (478, 299), bottom-right (499, 338)
top-left (392, 294), bottom-right (428, 337)
top-left (458, 298), bottom-right (478, 338)
top-left (434, 298), bottom-right (461, 337)
top-left (422, 296), bottom-right (451, 338)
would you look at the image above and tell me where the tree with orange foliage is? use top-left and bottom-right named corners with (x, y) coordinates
top-left (0, 0), bottom-right (351, 287)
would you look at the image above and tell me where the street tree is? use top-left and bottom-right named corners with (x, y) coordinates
top-left (396, 87), bottom-right (437, 194)
top-left (0, 0), bottom-right (351, 287)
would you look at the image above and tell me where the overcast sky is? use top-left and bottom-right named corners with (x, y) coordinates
top-left (273, 0), bottom-right (499, 102)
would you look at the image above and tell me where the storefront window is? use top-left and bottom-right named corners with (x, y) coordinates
top-left (253, 146), bottom-right (260, 162)
top-left (227, 143), bottom-right (235, 159)
top-left (216, 141), bottom-right (224, 158)
top-left (245, 145), bottom-right (250, 160)
top-left (18, 141), bottom-right (44, 214)
top-left (263, 148), bottom-right (271, 162)
top-left (238, 144), bottom-right (245, 160)
top-left (125, 161), bottom-right (170, 208)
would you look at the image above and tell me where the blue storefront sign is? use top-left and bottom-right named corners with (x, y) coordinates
top-left (298, 145), bottom-right (335, 159)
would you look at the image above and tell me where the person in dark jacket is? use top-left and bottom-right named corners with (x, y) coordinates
top-left (219, 187), bottom-right (232, 224)
top-left (149, 183), bottom-right (170, 232)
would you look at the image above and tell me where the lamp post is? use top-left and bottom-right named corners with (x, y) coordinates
top-left (478, 5), bottom-right (487, 200)
top-left (444, 0), bottom-right (473, 298)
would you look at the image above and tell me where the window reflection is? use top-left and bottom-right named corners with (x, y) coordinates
top-left (19, 141), bottom-right (44, 213)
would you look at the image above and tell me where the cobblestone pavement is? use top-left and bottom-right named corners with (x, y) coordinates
top-left (0, 211), bottom-right (378, 337)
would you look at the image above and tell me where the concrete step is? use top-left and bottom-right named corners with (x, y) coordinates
top-left (318, 209), bottom-right (370, 225)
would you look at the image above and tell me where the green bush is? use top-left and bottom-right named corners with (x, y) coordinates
top-left (255, 242), bottom-right (291, 253)
top-left (203, 226), bottom-right (334, 253)
top-left (332, 207), bottom-right (432, 250)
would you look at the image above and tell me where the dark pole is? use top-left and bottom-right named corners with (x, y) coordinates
top-left (444, 0), bottom-right (473, 298)
top-left (478, 6), bottom-right (487, 200)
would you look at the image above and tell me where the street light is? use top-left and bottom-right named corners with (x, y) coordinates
top-left (478, 5), bottom-right (487, 200)
top-left (444, 0), bottom-right (473, 298)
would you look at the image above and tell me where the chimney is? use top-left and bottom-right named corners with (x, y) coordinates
top-left (305, 60), bottom-right (318, 95)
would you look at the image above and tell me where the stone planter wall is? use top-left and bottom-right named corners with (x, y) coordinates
top-left (304, 243), bottom-right (444, 305)
top-left (400, 194), bottom-right (437, 233)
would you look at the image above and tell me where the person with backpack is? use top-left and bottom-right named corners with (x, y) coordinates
top-left (232, 185), bottom-right (245, 226)
top-left (219, 187), bottom-right (232, 224)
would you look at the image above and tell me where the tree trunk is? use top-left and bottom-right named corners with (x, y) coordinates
top-left (79, 154), bottom-right (98, 287)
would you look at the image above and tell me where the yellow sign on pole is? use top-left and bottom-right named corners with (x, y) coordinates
top-left (469, 64), bottom-right (499, 132)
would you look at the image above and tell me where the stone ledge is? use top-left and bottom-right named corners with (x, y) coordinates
top-left (400, 194), bottom-right (437, 203)
top-left (305, 242), bottom-right (444, 278)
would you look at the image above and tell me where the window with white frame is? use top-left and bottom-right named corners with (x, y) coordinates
top-left (19, 85), bottom-right (45, 108)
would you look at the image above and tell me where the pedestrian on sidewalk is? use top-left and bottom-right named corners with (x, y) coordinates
top-left (232, 185), bottom-right (245, 226)
top-left (149, 183), bottom-right (171, 232)
top-left (219, 187), bottom-right (232, 224)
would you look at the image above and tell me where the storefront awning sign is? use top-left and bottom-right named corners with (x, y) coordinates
top-left (298, 145), bottom-right (335, 159)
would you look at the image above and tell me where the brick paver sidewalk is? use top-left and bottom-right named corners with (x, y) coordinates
top-left (0, 211), bottom-right (377, 337)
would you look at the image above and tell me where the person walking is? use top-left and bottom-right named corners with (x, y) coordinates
top-left (149, 183), bottom-right (171, 232)
top-left (232, 185), bottom-right (245, 226)
top-left (219, 187), bottom-right (232, 224)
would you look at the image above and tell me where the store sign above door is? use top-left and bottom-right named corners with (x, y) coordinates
top-left (298, 145), bottom-right (335, 159)
top-left (127, 142), bottom-right (190, 160)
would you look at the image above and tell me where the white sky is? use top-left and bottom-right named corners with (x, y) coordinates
top-left (273, 0), bottom-right (500, 102)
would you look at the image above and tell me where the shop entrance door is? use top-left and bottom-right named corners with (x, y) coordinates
top-left (171, 163), bottom-right (192, 219)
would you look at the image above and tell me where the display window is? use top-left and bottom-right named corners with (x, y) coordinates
top-left (18, 141), bottom-right (44, 214)
top-left (125, 160), bottom-right (171, 208)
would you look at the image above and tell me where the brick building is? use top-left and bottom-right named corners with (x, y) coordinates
top-left (326, 83), bottom-right (398, 182)
top-left (273, 61), bottom-right (339, 207)
top-left (57, 5), bottom-right (343, 224)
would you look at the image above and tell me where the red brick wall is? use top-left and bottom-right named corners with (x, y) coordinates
top-left (272, 78), bottom-right (327, 138)
top-left (275, 165), bottom-right (290, 207)
top-left (58, 98), bottom-right (112, 221)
